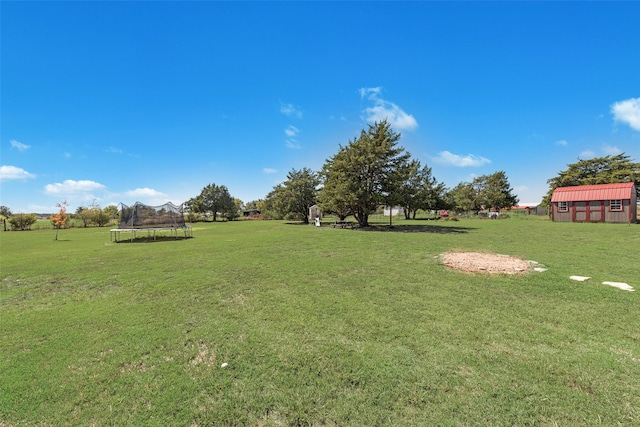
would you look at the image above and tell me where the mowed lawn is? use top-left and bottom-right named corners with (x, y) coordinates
top-left (1, 218), bottom-right (639, 426)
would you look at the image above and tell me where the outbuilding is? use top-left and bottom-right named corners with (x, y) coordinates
top-left (550, 182), bottom-right (637, 223)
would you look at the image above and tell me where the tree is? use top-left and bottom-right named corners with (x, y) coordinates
top-left (447, 182), bottom-right (481, 214)
top-left (260, 184), bottom-right (288, 220)
top-left (0, 205), bottom-right (11, 231)
top-left (447, 171), bottom-right (518, 214)
top-left (543, 153), bottom-right (640, 206)
top-left (244, 200), bottom-right (259, 210)
top-left (320, 120), bottom-right (410, 227)
top-left (266, 168), bottom-right (320, 224)
top-left (395, 160), bottom-right (447, 219)
top-left (75, 203), bottom-right (112, 227)
top-left (319, 154), bottom-right (354, 221)
top-left (50, 201), bottom-right (68, 240)
top-left (189, 183), bottom-right (235, 221)
top-left (103, 205), bottom-right (119, 222)
top-left (228, 198), bottom-right (243, 221)
top-left (8, 213), bottom-right (38, 231)
top-left (94, 208), bottom-right (111, 227)
top-left (478, 171), bottom-right (519, 212)
top-left (75, 206), bottom-right (93, 228)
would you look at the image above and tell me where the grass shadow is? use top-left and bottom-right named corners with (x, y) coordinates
top-left (356, 224), bottom-right (474, 234)
top-left (113, 236), bottom-right (193, 244)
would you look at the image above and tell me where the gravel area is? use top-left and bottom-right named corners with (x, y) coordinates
top-left (442, 251), bottom-right (533, 274)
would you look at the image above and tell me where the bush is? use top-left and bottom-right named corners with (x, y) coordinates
top-left (8, 213), bottom-right (39, 231)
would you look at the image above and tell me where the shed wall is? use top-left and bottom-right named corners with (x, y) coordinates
top-left (552, 199), bottom-right (636, 223)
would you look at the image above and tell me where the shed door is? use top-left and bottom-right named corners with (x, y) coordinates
top-left (589, 201), bottom-right (603, 222)
top-left (574, 202), bottom-right (587, 221)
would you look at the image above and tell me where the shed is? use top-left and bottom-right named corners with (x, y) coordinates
top-left (309, 205), bottom-right (322, 220)
top-left (550, 182), bottom-right (637, 223)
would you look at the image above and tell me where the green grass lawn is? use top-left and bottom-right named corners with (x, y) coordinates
top-left (1, 218), bottom-right (639, 426)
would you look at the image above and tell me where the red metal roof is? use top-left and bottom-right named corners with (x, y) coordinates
top-left (551, 182), bottom-right (635, 202)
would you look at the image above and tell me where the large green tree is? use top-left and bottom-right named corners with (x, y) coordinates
top-left (396, 160), bottom-right (447, 219)
top-left (320, 120), bottom-right (410, 227)
top-left (478, 171), bottom-right (519, 211)
top-left (281, 168), bottom-right (320, 223)
top-left (188, 183), bottom-right (236, 221)
top-left (261, 168), bottom-right (320, 223)
top-left (447, 181), bottom-right (482, 214)
top-left (543, 153), bottom-right (640, 206)
top-left (447, 171), bottom-right (518, 214)
top-left (318, 155), bottom-right (354, 221)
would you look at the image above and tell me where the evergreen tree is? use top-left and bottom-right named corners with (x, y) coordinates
top-left (543, 153), bottom-right (640, 205)
top-left (320, 120), bottom-right (410, 227)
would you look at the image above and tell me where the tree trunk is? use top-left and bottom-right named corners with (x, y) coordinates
top-left (355, 210), bottom-right (369, 227)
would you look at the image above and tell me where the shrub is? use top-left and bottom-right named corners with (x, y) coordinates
top-left (8, 213), bottom-right (39, 231)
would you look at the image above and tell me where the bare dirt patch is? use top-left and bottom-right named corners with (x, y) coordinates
top-left (442, 252), bottom-right (533, 274)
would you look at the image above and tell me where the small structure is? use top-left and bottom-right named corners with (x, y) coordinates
top-left (383, 206), bottom-right (403, 216)
top-left (309, 205), bottom-right (322, 221)
top-left (110, 201), bottom-right (192, 242)
top-left (550, 182), bottom-right (637, 223)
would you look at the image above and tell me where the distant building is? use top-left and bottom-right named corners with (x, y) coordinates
top-left (508, 204), bottom-right (546, 216)
top-left (550, 182), bottom-right (637, 223)
top-left (309, 205), bottom-right (322, 220)
top-left (383, 206), bottom-right (403, 216)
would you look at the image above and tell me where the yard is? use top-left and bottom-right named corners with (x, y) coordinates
top-left (1, 217), bottom-right (639, 425)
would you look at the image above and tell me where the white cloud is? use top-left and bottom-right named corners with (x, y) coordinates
top-left (602, 144), bottom-right (621, 155)
top-left (555, 139), bottom-right (568, 146)
top-left (579, 150), bottom-right (595, 159)
top-left (0, 165), bottom-right (36, 181)
top-left (64, 152), bottom-right (72, 158)
top-left (116, 188), bottom-right (171, 206)
top-left (359, 87), bottom-right (382, 98)
top-left (263, 168), bottom-right (278, 174)
top-left (432, 151), bottom-right (491, 167)
top-left (360, 87), bottom-right (418, 131)
top-left (285, 125), bottom-right (299, 137)
top-left (280, 102), bottom-right (303, 118)
top-left (106, 146), bottom-right (124, 154)
top-left (285, 139), bottom-right (301, 149)
top-left (611, 97), bottom-right (640, 131)
top-left (122, 187), bottom-right (168, 198)
top-left (44, 179), bottom-right (106, 195)
top-left (10, 140), bottom-right (30, 152)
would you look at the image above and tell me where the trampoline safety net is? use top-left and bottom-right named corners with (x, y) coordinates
top-left (119, 201), bottom-right (186, 228)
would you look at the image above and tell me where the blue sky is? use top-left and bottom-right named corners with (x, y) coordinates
top-left (2, 1), bottom-right (639, 213)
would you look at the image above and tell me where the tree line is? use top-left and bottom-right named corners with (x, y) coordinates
top-left (3, 124), bottom-right (637, 230)
top-left (184, 120), bottom-right (522, 226)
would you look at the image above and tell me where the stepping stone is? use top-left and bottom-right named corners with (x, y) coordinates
top-left (570, 276), bottom-right (591, 282)
top-left (602, 281), bottom-right (634, 292)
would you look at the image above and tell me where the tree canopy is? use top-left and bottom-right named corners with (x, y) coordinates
top-left (447, 171), bottom-right (518, 213)
top-left (543, 153), bottom-right (640, 205)
top-left (395, 160), bottom-right (448, 219)
top-left (187, 183), bottom-right (237, 221)
top-left (261, 168), bottom-right (320, 223)
top-left (320, 120), bottom-right (410, 227)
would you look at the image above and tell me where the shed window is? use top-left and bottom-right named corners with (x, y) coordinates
top-left (610, 200), bottom-right (622, 211)
top-left (558, 201), bottom-right (568, 212)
